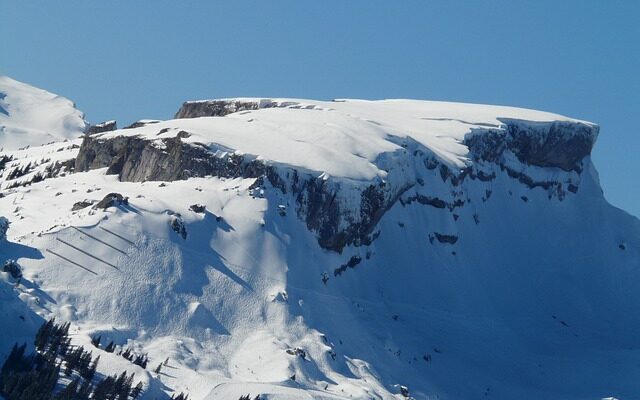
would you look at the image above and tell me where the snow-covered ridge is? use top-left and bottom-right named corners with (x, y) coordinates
top-left (105, 97), bottom-right (599, 179)
top-left (0, 76), bottom-right (87, 150)
top-left (75, 98), bottom-right (598, 252)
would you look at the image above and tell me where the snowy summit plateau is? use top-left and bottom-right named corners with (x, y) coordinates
top-left (0, 76), bottom-right (638, 400)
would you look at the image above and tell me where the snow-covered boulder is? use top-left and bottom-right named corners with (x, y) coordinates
top-left (95, 192), bottom-right (128, 209)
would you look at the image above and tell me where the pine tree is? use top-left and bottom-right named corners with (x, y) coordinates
top-left (154, 363), bottom-right (162, 374)
top-left (77, 349), bottom-right (93, 380)
top-left (114, 371), bottom-right (133, 400)
top-left (35, 318), bottom-right (54, 352)
top-left (84, 355), bottom-right (99, 382)
top-left (15, 358), bottom-right (61, 400)
top-left (104, 341), bottom-right (116, 353)
top-left (77, 379), bottom-right (93, 399)
top-left (130, 381), bottom-right (144, 399)
top-left (0, 343), bottom-right (27, 378)
top-left (133, 353), bottom-right (148, 369)
top-left (54, 377), bottom-right (80, 400)
top-left (92, 374), bottom-right (116, 400)
top-left (63, 346), bottom-right (82, 376)
top-left (61, 336), bottom-right (72, 357)
top-left (91, 335), bottom-right (102, 348)
top-left (121, 348), bottom-right (133, 361)
top-left (172, 392), bottom-right (188, 400)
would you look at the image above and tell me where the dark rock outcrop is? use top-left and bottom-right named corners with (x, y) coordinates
top-left (95, 193), bottom-right (128, 209)
top-left (334, 255), bottom-right (363, 276)
top-left (87, 120), bottom-right (117, 135)
top-left (72, 200), bottom-right (94, 211)
top-left (174, 99), bottom-right (304, 119)
top-left (465, 119), bottom-right (598, 172)
top-left (285, 347), bottom-right (307, 359)
top-left (170, 215), bottom-right (187, 239)
top-left (175, 100), bottom-right (263, 119)
top-left (432, 233), bottom-right (458, 244)
top-left (189, 204), bottom-right (206, 213)
top-left (123, 120), bottom-right (160, 129)
top-left (75, 135), bottom-right (252, 182)
top-left (400, 194), bottom-right (464, 211)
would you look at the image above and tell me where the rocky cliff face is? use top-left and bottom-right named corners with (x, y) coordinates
top-left (87, 120), bottom-right (117, 135)
top-left (174, 99), bottom-right (321, 119)
top-left (467, 119), bottom-right (598, 172)
top-left (74, 105), bottom-right (598, 253)
top-left (175, 99), bottom-right (280, 118)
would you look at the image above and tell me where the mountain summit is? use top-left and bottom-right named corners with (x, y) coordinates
top-left (0, 76), bottom-right (87, 150)
top-left (0, 78), bottom-right (638, 400)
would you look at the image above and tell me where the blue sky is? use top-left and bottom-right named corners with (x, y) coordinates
top-left (1, 1), bottom-right (638, 216)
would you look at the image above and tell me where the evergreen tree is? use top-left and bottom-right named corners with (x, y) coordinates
top-left (104, 342), bottom-right (116, 353)
top-left (63, 346), bottom-right (82, 376)
top-left (13, 359), bottom-right (60, 400)
top-left (121, 348), bottom-right (133, 361)
top-left (172, 392), bottom-right (188, 400)
top-left (59, 336), bottom-right (72, 358)
top-left (54, 377), bottom-right (80, 400)
top-left (83, 354), bottom-right (99, 381)
top-left (92, 374), bottom-right (116, 400)
top-left (114, 371), bottom-right (133, 400)
top-left (0, 343), bottom-right (27, 378)
top-left (133, 353), bottom-right (148, 369)
top-left (78, 349), bottom-right (93, 378)
top-left (91, 335), bottom-right (102, 348)
top-left (77, 379), bottom-right (93, 399)
top-left (130, 381), bottom-right (144, 399)
top-left (35, 318), bottom-right (54, 352)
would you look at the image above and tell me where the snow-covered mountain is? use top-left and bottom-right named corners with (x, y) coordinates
top-left (0, 76), bottom-right (87, 151)
top-left (1, 77), bottom-right (639, 400)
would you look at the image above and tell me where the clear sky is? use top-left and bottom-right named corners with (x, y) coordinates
top-left (1, 1), bottom-right (638, 217)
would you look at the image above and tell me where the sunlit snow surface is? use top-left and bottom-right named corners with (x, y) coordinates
top-left (96, 97), bottom-right (594, 180)
top-left (0, 76), bottom-right (87, 150)
top-left (0, 79), bottom-right (637, 400)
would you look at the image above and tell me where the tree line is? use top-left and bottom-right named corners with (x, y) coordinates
top-left (1, 318), bottom-right (265, 400)
top-left (0, 318), bottom-right (143, 400)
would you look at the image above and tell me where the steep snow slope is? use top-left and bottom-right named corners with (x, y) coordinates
top-left (1, 89), bottom-right (639, 400)
top-left (0, 76), bottom-right (86, 151)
